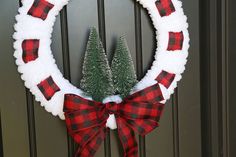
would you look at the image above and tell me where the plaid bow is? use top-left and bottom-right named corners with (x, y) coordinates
top-left (64, 83), bottom-right (165, 157)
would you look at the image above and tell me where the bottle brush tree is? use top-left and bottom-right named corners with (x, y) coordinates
top-left (111, 36), bottom-right (138, 98)
top-left (80, 27), bottom-right (114, 102)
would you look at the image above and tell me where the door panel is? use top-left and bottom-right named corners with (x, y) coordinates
top-left (0, 1), bottom-right (30, 157)
top-left (177, 0), bottom-right (201, 157)
top-left (104, 0), bottom-right (136, 61)
top-left (67, 0), bottom-right (99, 87)
top-left (228, 0), bottom-right (236, 156)
top-left (146, 101), bottom-right (174, 157)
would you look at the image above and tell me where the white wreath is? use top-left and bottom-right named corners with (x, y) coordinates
top-left (13, 0), bottom-right (189, 129)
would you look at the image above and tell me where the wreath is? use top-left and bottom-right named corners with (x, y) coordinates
top-left (13, 0), bottom-right (189, 156)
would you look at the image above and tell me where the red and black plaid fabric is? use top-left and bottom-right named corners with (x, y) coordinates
top-left (167, 31), bottom-right (184, 51)
top-left (64, 83), bottom-right (165, 157)
top-left (156, 70), bottom-right (176, 88)
top-left (27, 0), bottom-right (54, 20)
top-left (37, 76), bottom-right (60, 100)
top-left (155, 0), bottom-right (175, 17)
top-left (22, 39), bottom-right (39, 63)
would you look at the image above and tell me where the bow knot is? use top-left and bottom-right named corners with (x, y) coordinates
top-left (64, 83), bottom-right (165, 157)
top-left (105, 102), bottom-right (118, 114)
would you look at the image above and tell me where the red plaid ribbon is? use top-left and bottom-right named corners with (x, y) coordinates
top-left (64, 83), bottom-right (165, 157)
top-left (155, 0), bottom-right (175, 17)
top-left (28, 0), bottom-right (54, 20)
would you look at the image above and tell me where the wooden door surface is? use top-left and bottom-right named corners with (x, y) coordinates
top-left (0, 0), bottom-right (235, 157)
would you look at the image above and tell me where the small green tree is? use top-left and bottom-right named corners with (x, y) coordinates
top-left (111, 36), bottom-right (138, 98)
top-left (80, 27), bottom-right (114, 102)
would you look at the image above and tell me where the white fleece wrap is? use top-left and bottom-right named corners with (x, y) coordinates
top-left (13, 0), bottom-right (189, 129)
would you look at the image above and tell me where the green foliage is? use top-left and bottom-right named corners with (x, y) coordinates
top-left (111, 36), bottom-right (138, 98)
top-left (80, 27), bottom-right (114, 102)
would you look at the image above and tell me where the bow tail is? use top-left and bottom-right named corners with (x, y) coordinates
top-left (117, 117), bottom-right (138, 157)
top-left (75, 127), bottom-right (107, 157)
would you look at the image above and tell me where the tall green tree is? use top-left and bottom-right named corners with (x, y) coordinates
top-left (80, 27), bottom-right (114, 102)
top-left (111, 36), bottom-right (138, 98)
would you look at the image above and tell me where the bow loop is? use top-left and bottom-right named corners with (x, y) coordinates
top-left (64, 94), bottom-right (100, 112)
top-left (64, 94), bottom-right (109, 133)
top-left (119, 102), bottom-right (165, 136)
top-left (124, 84), bottom-right (164, 104)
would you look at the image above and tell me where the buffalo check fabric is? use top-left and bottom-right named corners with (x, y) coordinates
top-left (22, 39), bottom-right (39, 63)
top-left (156, 70), bottom-right (176, 89)
top-left (27, 0), bottom-right (54, 20)
top-left (37, 76), bottom-right (60, 100)
top-left (126, 83), bottom-right (164, 104)
top-left (64, 82), bottom-right (165, 157)
top-left (155, 0), bottom-right (176, 17)
top-left (117, 118), bottom-right (138, 157)
top-left (167, 31), bottom-right (184, 51)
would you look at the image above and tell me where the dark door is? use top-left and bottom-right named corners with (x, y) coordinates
top-left (0, 0), bottom-right (235, 157)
